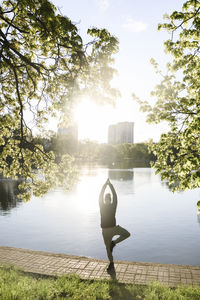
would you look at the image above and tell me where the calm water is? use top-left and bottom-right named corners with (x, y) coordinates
top-left (0, 167), bottom-right (200, 265)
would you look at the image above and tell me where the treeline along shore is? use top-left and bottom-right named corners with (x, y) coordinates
top-left (0, 133), bottom-right (156, 207)
top-left (33, 135), bottom-right (156, 168)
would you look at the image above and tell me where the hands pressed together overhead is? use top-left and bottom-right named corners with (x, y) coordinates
top-left (106, 178), bottom-right (110, 185)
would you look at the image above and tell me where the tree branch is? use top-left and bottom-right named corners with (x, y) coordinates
top-left (0, 13), bottom-right (29, 34)
top-left (170, 6), bottom-right (200, 41)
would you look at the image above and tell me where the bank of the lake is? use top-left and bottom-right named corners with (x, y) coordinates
top-left (0, 246), bottom-right (200, 300)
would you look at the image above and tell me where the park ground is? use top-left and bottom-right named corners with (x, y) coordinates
top-left (0, 246), bottom-right (200, 299)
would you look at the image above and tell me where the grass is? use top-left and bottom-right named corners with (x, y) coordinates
top-left (0, 266), bottom-right (200, 299)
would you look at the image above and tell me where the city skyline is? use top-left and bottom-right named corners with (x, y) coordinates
top-left (58, 121), bottom-right (135, 144)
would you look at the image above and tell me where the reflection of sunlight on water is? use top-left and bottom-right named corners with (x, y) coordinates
top-left (76, 178), bottom-right (99, 212)
top-left (75, 169), bottom-right (109, 212)
top-left (42, 168), bottom-right (109, 214)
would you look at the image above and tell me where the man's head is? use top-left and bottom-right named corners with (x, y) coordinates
top-left (105, 193), bottom-right (112, 204)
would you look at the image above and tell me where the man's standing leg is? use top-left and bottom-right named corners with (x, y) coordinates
top-left (102, 228), bottom-right (115, 270)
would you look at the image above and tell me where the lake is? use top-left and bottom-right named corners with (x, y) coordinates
top-left (0, 167), bottom-right (200, 266)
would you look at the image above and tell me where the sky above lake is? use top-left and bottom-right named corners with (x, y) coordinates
top-left (51, 0), bottom-right (184, 142)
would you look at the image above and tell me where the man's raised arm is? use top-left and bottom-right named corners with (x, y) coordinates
top-left (99, 181), bottom-right (108, 206)
top-left (108, 180), bottom-right (117, 208)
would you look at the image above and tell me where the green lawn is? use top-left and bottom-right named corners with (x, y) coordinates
top-left (0, 266), bottom-right (200, 299)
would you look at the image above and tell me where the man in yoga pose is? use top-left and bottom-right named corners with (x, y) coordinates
top-left (99, 178), bottom-right (130, 271)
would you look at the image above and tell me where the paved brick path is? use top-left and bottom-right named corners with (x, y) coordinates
top-left (0, 246), bottom-right (200, 287)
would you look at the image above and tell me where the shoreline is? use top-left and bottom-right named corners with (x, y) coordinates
top-left (0, 246), bottom-right (200, 286)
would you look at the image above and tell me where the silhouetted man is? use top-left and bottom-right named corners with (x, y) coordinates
top-left (99, 178), bottom-right (130, 271)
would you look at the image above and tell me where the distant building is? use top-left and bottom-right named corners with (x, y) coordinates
top-left (108, 122), bottom-right (134, 144)
top-left (108, 124), bottom-right (116, 144)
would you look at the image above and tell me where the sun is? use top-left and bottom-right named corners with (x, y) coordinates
top-left (74, 98), bottom-right (115, 143)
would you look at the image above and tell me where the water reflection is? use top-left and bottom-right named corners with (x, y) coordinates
top-left (0, 179), bottom-right (22, 215)
top-left (197, 213), bottom-right (200, 226)
top-left (108, 160), bottom-right (150, 169)
top-left (109, 169), bottom-right (134, 181)
top-left (161, 179), bottom-right (180, 191)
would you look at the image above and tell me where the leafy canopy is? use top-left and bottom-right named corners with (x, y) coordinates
top-left (0, 0), bottom-right (119, 200)
top-left (135, 0), bottom-right (200, 191)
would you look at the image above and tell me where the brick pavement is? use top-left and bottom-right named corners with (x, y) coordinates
top-left (0, 246), bottom-right (200, 287)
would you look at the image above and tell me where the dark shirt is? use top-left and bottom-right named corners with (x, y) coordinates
top-left (99, 183), bottom-right (117, 228)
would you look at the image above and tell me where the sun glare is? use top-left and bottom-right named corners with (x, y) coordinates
top-left (73, 96), bottom-right (163, 143)
top-left (74, 98), bottom-right (115, 143)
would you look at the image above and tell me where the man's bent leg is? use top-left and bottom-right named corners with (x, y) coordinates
top-left (113, 225), bottom-right (130, 245)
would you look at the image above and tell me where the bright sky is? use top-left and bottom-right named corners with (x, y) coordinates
top-left (51, 0), bottom-right (184, 143)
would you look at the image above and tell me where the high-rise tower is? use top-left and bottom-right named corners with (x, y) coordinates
top-left (108, 122), bottom-right (134, 144)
